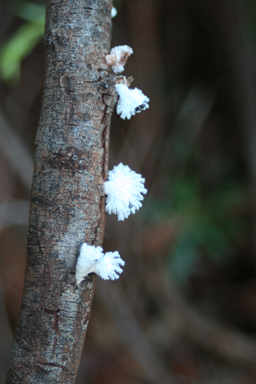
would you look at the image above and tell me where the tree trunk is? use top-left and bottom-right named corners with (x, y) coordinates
top-left (6, 0), bottom-right (116, 382)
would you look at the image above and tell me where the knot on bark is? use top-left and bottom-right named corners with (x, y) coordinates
top-left (60, 74), bottom-right (74, 97)
top-left (48, 149), bottom-right (92, 174)
top-left (44, 30), bottom-right (68, 51)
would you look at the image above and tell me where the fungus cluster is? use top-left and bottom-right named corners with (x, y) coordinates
top-left (75, 12), bottom-right (149, 285)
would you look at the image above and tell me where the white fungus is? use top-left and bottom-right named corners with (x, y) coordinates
top-left (105, 163), bottom-right (147, 221)
top-left (106, 45), bottom-right (133, 74)
top-left (111, 7), bottom-right (118, 18)
top-left (115, 83), bottom-right (149, 120)
top-left (75, 243), bottom-right (125, 284)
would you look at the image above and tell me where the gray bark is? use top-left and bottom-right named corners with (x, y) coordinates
top-left (6, 0), bottom-right (116, 382)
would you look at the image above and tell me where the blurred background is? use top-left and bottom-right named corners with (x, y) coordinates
top-left (1, 0), bottom-right (256, 382)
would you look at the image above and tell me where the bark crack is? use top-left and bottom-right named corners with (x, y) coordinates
top-left (91, 194), bottom-right (105, 245)
top-left (42, 307), bottom-right (60, 355)
top-left (35, 362), bottom-right (66, 370)
top-left (89, 94), bottom-right (109, 245)
top-left (83, 7), bottom-right (100, 13)
top-left (101, 94), bottom-right (108, 180)
top-left (52, 309), bottom-right (60, 338)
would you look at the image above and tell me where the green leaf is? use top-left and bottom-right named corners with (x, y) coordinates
top-left (15, 1), bottom-right (46, 23)
top-left (143, 174), bottom-right (247, 285)
top-left (0, 20), bottom-right (45, 83)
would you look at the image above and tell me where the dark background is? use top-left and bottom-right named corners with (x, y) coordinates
top-left (1, 0), bottom-right (256, 382)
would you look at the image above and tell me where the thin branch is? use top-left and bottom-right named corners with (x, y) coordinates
top-left (5, 0), bottom-right (115, 382)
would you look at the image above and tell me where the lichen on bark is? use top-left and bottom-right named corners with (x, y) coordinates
top-left (5, 0), bottom-right (116, 383)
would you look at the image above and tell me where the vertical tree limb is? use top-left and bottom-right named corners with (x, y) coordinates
top-left (6, 0), bottom-right (116, 382)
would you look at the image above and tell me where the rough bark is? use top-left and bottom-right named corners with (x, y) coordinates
top-left (6, 0), bottom-right (116, 382)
